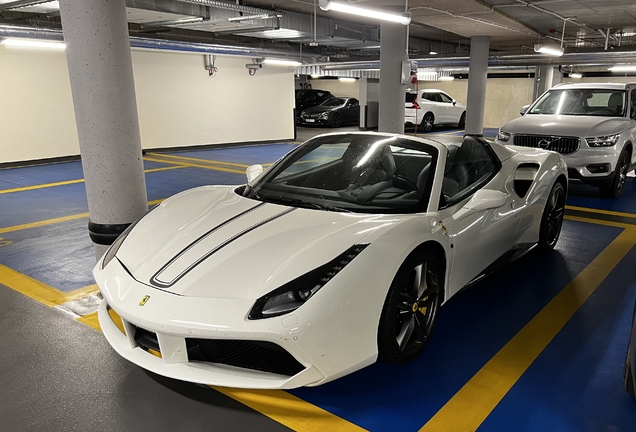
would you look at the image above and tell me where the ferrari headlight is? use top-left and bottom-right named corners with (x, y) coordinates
top-left (585, 134), bottom-right (620, 147)
top-left (248, 244), bottom-right (369, 319)
top-left (496, 130), bottom-right (511, 142)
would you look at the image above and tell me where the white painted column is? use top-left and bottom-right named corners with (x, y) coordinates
top-left (465, 36), bottom-right (490, 136)
top-left (534, 65), bottom-right (555, 99)
top-left (59, 0), bottom-right (148, 260)
top-left (379, 22), bottom-right (407, 134)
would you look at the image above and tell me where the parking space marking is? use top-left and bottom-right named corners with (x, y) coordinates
top-left (0, 165), bottom-right (184, 195)
top-left (0, 199), bottom-right (163, 235)
top-left (419, 225), bottom-right (636, 432)
top-left (146, 152), bottom-right (252, 169)
top-left (0, 264), bottom-right (99, 308)
top-left (215, 387), bottom-right (367, 432)
top-left (566, 204), bottom-right (636, 219)
top-left (143, 156), bottom-right (246, 174)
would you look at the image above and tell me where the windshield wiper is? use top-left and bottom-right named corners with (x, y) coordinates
top-left (263, 196), bottom-right (351, 213)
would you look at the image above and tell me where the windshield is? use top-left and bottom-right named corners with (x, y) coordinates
top-left (529, 89), bottom-right (626, 116)
top-left (247, 134), bottom-right (438, 214)
top-left (320, 98), bottom-right (346, 107)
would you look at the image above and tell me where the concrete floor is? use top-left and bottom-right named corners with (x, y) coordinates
top-left (1, 126), bottom-right (636, 431)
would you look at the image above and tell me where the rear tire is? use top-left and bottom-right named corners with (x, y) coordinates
top-left (538, 181), bottom-right (565, 251)
top-left (378, 250), bottom-right (443, 364)
top-left (458, 112), bottom-right (466, 129)
top-left (600, 149), bottom-right (629, 198)
top-left (420, 113), bottom-right (434, 133)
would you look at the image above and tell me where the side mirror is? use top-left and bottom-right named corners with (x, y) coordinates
top-left (246, 164), bottom-right (264, 183)
top-left (520, 104), bottom-right (530, 115)
top-left (453, 101), bottom-right (457, 105)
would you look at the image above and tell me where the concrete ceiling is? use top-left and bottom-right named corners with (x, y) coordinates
top-left (1, 0), bottom-right (636, 70)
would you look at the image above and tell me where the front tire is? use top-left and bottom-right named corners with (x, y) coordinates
top-left (330, 113), bottom-right (342, 128)
top-left (600, 149), bottom-right (629, 198)
top-left (538, 181), bottom-right (565, 251)
top-left (378, 250), bottom-right (443, 364)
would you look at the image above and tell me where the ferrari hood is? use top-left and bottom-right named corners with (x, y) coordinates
top-left (502, 114), bottom-right (632, 137)
top-left (115, 186), bottom-right (397, 300)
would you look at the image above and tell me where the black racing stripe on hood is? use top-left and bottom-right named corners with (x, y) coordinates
top-left (150, 206), bottom-right (296, 288)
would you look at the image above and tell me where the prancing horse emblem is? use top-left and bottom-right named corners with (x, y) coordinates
top-left (139, 295), bottom-right (150, 306)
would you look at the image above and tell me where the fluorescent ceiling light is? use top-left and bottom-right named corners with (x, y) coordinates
top-left (534, 43), bottom-right (563, 56)
top-left (310, 74), bottom-right (322, 78)
top-left (609, 65), bottom-right (636, 72)
top-left (569, 72), bottom-right (582, 79)
top-left (228, 13), bottom-right (281, 22)
top-left (319, 0), bottom-right (411, 25)
top-left (338, 77), bottom-right (356, 82)
top-left (429, 51), bottom-right (438, 55)
top-left (438, 76), bottom-right (454, 81)
top-left (261, 28), bottom-right (302, 39)
top-left (139, 17), bottom-right (205, 28)
top-left (1, 38), bottom-right (66, 50)
top-left (621, 31), bottom-right (636, 37)
top-left (263, 58), bottom-right (301, 67)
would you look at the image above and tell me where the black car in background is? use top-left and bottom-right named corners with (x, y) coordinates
top-left (626, 297), bottom-right (636, 401)
top-left (298, 97), bottom-right (360, 127)
top-left (295, 89), bottom-right (334, 115)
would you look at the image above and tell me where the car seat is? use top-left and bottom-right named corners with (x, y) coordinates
top-left (608, 92), bottom-right (624, 115)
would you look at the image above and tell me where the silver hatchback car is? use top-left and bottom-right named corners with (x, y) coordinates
top-left (496, 83), bottom-right (636, 198)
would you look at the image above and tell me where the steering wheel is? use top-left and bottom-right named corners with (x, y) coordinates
top-left (391, 174), bottom-right (419, 192)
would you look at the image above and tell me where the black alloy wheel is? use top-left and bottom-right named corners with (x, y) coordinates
top-left (600, 150), bottom-right (630, 198)
top-left (458, 112), bottom-right (466, 129)
top-left (420, 113), bottom-right (434, 132)
top-left (331, 113), bottom-right (342, 128)
top-left (538, 181), bottom-right (565, 251)
top-left (378, 250), bottom-right (443, 364)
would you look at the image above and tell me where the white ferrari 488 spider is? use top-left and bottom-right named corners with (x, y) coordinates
top-left (95, 132), bottom-right (567, 389)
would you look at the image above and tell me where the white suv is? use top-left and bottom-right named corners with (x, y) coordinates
top-left (496, 83), bottom-right (636, 198)
top-left (405, 89), bottom-right (466, 132)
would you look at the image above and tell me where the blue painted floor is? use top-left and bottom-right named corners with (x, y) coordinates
top-left (1, 137), bottom-right (636, 431)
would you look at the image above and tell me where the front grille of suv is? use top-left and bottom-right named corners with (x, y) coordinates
top-left (513, 135), bottom-right (580, 154)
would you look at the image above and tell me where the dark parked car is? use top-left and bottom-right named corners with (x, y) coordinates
top-left (626, 297), bottom-right (636, 401)
top-left (298, 97), bottom-right (360, 127)
top-left (295, 89), bottom-right (334, 114)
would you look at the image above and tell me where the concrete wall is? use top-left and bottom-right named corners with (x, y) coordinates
top-left (0, 46), bottom-right (295, 164)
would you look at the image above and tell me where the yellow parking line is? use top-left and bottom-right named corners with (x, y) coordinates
top-left (77, 311), bottom-right (100, 331)
top-left (0, 264), bottom-right (95, 307)
top-left (147, 152), bottom-right (251, 169)
top-left (143, 156), bottom-right (246, 175)
top-left (419, 226), bottom-right (636, 432)
top-left (0, 199), bottom-right (164, 235)
top-left (215, 387), bottom-right (367, 432)
top-left (566, 204), bottom-right (636, 219)
top-left (0, 165), bottom-right (184, 195)
top-left (565, 214), bottom-right (636, 229)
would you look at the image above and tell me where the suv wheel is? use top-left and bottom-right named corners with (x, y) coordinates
top-left (420, 113), bottom-right (434, 133)
top-left (600, 150), bottom-right (630, 198)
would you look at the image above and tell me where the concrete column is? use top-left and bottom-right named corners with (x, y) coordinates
top-left (552, 67), bottom-right (563, 86)
top-left (534, 65), bottom-right (555, 99)
top-left (379, 22), bottom-right (407, 134)
top-left (465, 36), bottom-right (490, 136)
top-left (59, 0), bottom-right (148, 260)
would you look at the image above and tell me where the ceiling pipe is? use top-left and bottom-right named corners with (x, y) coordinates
top-left (320, 49), bottom-right (636, 70)
top-left (174, 0), bottom-right (281, 17)
top-left (0, 24), bottom-right (324, 61)
top-left (0, 0), bottom-right (51, 12)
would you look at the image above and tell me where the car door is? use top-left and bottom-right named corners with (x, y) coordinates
top-left (438, 92), bottom-right (461, 123)
top-left (435, 138), bottom-right (519, 296)
top-left (345, 98), bottom-right (360, 124)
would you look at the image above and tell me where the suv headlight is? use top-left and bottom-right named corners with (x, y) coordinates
top-left (496, 130), bottom-right (511, 142)
top-left (585, 134), bottom-right (620, 147)
top-left (248, 244), bottom-right (368, 319)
